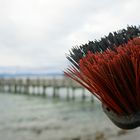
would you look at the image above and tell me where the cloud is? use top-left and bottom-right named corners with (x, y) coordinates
top-left (0, 0), bottom-right (140, 73)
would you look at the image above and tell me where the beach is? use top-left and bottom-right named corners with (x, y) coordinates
top-left (0, 93), bottom-right (139, 140)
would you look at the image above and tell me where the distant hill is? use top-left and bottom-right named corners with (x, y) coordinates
top-left (0, 66), bottom-right (63, 78)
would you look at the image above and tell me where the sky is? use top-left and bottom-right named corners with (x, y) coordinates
top-left (0, 0), bottom-right (140, 74)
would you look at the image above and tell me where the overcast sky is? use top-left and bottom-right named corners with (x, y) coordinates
top-left (0, 0), bottom-right (140, 73)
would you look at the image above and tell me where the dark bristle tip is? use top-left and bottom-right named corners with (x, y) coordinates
top-left (67, 25), bottom-right (140, 66)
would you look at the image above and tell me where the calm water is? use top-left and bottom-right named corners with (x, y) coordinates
top-left (0, 92), bottom-right (120, 140)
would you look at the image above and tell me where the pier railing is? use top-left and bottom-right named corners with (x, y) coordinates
top-left (0, 77), bottom-right (94, 102)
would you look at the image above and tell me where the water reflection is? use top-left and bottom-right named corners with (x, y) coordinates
top-left (0, 93), bottom-right (132, 140)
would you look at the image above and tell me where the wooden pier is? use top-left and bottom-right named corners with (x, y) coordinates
top-left (0, 77), bottom-right (94, 101)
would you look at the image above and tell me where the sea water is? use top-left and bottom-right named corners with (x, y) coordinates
top-left (0, 92), bottom-right (120, 140)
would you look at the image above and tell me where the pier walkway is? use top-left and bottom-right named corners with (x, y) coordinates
top-left (0, 77), bottom-right (94, 102)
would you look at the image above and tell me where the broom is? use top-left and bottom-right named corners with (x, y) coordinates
top-left (64, 26), bottom-right (140, 129)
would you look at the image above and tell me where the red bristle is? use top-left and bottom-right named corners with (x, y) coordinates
top-left (65, 38), bottom-right (140, 115)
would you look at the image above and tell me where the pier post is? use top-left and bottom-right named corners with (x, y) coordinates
top-left (42, 85), bottom-right (46, 96)
top-left (14, 85), bottom-right (17, 93)
top-left (66, 87), bottom-right (70, 100)
top-left (82, 88), bottom-right (86, 101)
top-left (53, 87), bottom-right (57, 98)
top-left (72, 87), bottom-right (75, 100)
top-left (26, 79), bottom-right (30, 94)
top-left (91, 95), bottom-right (94, 103)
